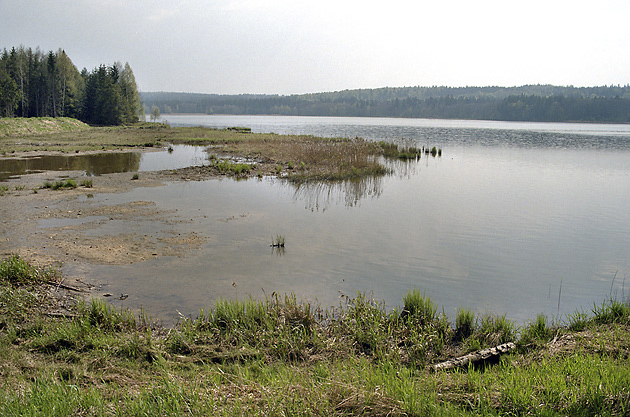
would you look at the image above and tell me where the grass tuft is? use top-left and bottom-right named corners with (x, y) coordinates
top-left (0, 255), bottom-right (57, 286)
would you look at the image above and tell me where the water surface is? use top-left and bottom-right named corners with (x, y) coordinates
top-left (56, 116), bottom-right (630, 325)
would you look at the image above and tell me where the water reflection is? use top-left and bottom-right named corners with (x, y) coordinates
top-left (0, 152), bottom-right (141, 181)
top-left (288, 175), bottom-right (384, 210)
top-left (0, 144), bottom-right (211, 181)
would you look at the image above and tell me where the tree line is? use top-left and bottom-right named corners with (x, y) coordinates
top-left (142, 84), bottom-right (630, 123)
top-left (0, 46), bottom-right (142, 125)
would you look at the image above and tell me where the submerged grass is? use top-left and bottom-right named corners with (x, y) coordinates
top-left (1, 255), bottom-right (630, 415)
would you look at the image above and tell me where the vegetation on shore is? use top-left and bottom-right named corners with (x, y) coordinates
top-left (1, 46), bottom-right (142, 125)
top-left (0, 119), bottom-right (393, 182)
top-left (1, 255), bottom-right (629, 416)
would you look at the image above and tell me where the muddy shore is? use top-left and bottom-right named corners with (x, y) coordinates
top-left (0, 157), bottom-right (226, 295)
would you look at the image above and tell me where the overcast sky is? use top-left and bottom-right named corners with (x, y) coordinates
top-left (2, 0), bottom-right (629, 95)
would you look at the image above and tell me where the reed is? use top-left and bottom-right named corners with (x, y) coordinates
top-left (270, 234), bottom-right (285, 247)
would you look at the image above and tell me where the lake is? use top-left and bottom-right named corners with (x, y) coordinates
top-left (55, 116), bottom-right (630, 324)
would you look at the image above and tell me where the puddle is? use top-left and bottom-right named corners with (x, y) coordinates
top-left (0, 145), bottom-right (211, 180)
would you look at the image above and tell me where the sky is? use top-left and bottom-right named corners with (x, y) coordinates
top-left (1, 0), bottom-right (629, 95)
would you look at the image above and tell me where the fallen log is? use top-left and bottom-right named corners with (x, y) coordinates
top-left (431, 342), bottom-right (516, 372)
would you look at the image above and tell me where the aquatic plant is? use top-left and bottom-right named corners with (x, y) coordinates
top-left (80, 179), bottom-right (93, 188)
top-left (271, 235), bottom-right (286, 247)
top-left (378, 141), bottom-right (442, 160)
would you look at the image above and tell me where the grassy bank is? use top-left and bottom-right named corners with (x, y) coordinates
top-left (0, 117), bottom-right (90, 137)
top-left (0, 118), bottom-right (389, 182)
top-left (1, 256), bottom-right (629, 416)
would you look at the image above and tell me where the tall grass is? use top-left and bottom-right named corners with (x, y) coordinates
top-left (2, 258), bottom-right (630, 416)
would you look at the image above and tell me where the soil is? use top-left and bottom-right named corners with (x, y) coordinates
top-left (0, 154), bottom-right (227, 293)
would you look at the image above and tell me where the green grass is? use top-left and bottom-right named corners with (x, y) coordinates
top-left (1, 255), bottom-right (630, 415)
top-left (0, 117), bottom-right (89, 137)
top-left (80, 179), bottom-right (93, 188)
top-left (40, 179), bottom-right (78, 190)
top-left (1, 120), bottom-right (391, 183)
top-left (212, 159), bottom-right (252, 175)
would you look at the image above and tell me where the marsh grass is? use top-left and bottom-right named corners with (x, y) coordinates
top-left (212, 159), bottom-right (252, 175)
top-left (79, 179), bottom-right (93, 188)
top-left (378, 141), bottom-right (442, 160)
top-left (1, 120), bottom-right (389, 183)
top-left (270, 234), bottom-right (286, 247)
top-left (218, 134), bottom-right (388, 182)
top-left (2, 256), bottom-right (630, 416)
top-left (40, 178), bottom-right (78, 190)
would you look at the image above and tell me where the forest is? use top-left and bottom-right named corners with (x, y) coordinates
top-left (142, 84), bottom-right (630, 123)
top-left (0, 46), bottom-right (142, 125)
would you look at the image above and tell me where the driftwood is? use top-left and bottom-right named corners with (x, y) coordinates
top-left (431, 342), bottom-right (516, 372)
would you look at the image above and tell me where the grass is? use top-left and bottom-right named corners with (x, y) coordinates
top-left (378, 141), bottom-right (442, 160)
top-left (212, 159), bottom-right (252, 176)
top-left (270, 234), bottom-right (286, 247)
top-left (2, 259), bottom-right (630, 415)
top-left (41, 179), bottom-right (78, 190)
top-left (0, 117), bottom-right (89, 137)
top-left (1, 118), bottom-right (390, 183)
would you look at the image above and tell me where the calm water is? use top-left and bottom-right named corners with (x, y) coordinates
top-left (0, 145), bottom-right (212, 181)
top-left (42, 117), bottom-right (630, 323)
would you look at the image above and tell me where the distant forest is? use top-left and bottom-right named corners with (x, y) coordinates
top-left (142, 85), bottom-right (630, 123)
top-left (0, 46), bottom-right (142, 126)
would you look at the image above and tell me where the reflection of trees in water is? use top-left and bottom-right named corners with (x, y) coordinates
top-left (289, 175), bottom-right (384, 211)
top-left (0, 152), bottom-right (141, 178)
